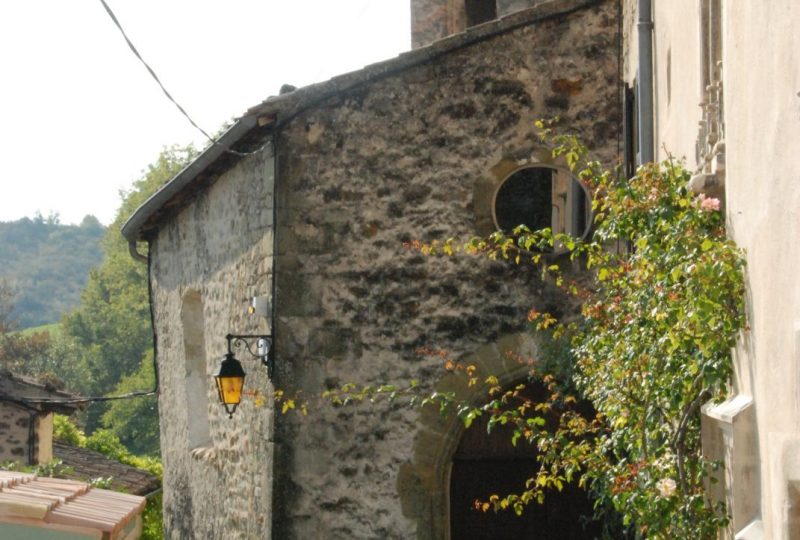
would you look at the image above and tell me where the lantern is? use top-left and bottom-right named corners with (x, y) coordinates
top-left (213, 352), bottom-right (246, 418)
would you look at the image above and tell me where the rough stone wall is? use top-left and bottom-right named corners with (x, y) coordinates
top-left (150, 147), bottom-right (275, 540)
top-left (411, 0), bottom-right (453, 49)
top-left (147, 3), bottom-right (617, 539)
top-left (497, 0), bottom-right (540, 17)
top-left (411, 0), bottom-right (543, 49)
top-left (272, 3), bottom-right (619, 539)
top-left (0, 403), bottom-right (34, 464)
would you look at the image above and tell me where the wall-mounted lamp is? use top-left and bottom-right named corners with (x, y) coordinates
top-left (213, 333), bottom-right (273, 418)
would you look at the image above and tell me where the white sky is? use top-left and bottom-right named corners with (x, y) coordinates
top-left (0, 1), bottom-right (410, 225)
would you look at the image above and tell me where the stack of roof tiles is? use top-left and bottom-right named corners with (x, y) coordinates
top-left (0, 470), bottom-right (145, 537)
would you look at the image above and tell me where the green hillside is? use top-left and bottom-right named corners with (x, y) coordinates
top-left (0, 214), bottom-right (105, 328)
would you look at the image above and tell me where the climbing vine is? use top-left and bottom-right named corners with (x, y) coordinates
top-left (257, 127), bottom-right (746, 539)
top-left (419, 126), bottom-right (746, 538)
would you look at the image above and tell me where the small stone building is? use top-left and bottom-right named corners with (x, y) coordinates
top-left (122, 1), bottom-right (620, 537)
top-left (0, 370), bottom-right (81, 465)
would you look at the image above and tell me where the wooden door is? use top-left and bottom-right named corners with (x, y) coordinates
top-left (449, 385), bottom-right (605, 539)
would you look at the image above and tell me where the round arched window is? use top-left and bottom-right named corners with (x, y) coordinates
top-left (492, 166), bottom-right (591, 249)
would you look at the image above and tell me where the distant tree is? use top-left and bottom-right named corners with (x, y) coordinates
top-left (0, 279), bottom-right (16, 334)
top-left (0, 215), bottom-right (105, 327)
top-left (79, 215), bottom-right (103, 230)
top-left (101, 352), bottom-right (160, 455)
top-left (0, 281), bottom-right (80, 393)
top-left (63, 145), bottom-right (196, 436)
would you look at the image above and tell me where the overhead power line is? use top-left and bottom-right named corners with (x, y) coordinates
top-left (97, 0), bottom-right (265, 157)
top-left (98, 0), bottom-right (218, 144)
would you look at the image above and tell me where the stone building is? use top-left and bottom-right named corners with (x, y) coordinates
top-left (122, 1), bottom-right (620, 537)
top-left (0, 370), bottom-right (80, 465)
top-left (620, 1), bottom-right (800, 538)
top-left (121, 0), bottom-right (800, 537)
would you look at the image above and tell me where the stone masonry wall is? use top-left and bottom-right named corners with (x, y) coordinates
top-left (150, 147), bottom-right (275, 540)
top-left (273, 3), bottom-right (619, 539)
top-left (0, 403), bottom-right (34, 464)
top-left (411, 0), bottom-right (544, 49)
top-left (148, 2), bottom-right (618, 539)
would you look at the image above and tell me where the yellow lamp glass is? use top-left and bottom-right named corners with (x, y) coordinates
top-left (213, 353), bottom-right (247, 418)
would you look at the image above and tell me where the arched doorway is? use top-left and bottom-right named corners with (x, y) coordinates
top-left (449, 382), bottom-right (603, 539)
top-left (397, 333), bottom-right (624, 539)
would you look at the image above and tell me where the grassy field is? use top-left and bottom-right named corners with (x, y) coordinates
top-left (18, 322), bottom-right (61, 337)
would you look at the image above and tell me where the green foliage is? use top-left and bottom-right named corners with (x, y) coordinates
top-left (88, 476), bottom-right (115, 489)
top-left (18, 322), bottom-right (61, 337)
top-left (85, 428), bottom-right (131, 462)
top-left (142, 491), bottom-right (164, 540)
top-left (0, 213), bottom-right (105, 328)
top-left (0, 458), bottom-right (74, 478)
top-left (101, 352), bottom-right (160, 455)
top-left (55, 415), bottom-right (163, 479)
top-left (0, 327), bottom-right (53, 374)
top-left (0, 329), bottom-right (91, 391)
top-left (0, 279), bottom-right (15, 334)
top-left (54, 414), bottom-right (87, 447)
top-left (562, 165), bottom-right (742, 538)
top-left (63, 146), bottom-right (196, 431)
top-left (409, 127), bottom-right (745, 538)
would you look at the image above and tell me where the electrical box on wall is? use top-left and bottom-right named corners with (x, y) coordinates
top-left (248, 296), bottom-right (270, 319)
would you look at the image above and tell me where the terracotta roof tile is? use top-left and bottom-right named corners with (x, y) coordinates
top-left (0, 470), bottom-right (145, 534)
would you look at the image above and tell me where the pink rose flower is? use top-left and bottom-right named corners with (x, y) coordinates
top-left (698, 194), bottom-right (721, 212)
top-left (656, 477), bottom-right (677, 498)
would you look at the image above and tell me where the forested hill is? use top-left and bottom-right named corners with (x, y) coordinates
top-left (0, 214), bottom-right (105, 328)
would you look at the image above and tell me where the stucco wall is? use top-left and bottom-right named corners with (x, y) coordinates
top-left (651, 0), bottom-right (703, 163)
top-left (723, 2), bottom-right (800, 537)
top-left (623, 1), bottom-right (800, 537)
top-left (150, 147), bottom-right (276, 540)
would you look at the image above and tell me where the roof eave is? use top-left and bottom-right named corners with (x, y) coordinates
top-left (120, 0), bottom-right (601, 244)
top-left (121, 115), bottom-right (259, 243)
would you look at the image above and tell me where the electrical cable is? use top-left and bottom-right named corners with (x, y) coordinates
top-left (97, 0), bottom-right (265, 157)
top-left (19, 244), bottom-right (160, 407)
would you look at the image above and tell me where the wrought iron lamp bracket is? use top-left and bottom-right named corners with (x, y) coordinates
top-left (226, 333), bottom-right (275, 380)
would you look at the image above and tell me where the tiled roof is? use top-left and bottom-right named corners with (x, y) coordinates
top-left (0, 369), bottom-right (83, 415)
top-left (0, 470), bottom-right (144, 535)
top-left (53, 442), bottom-right (161, 496)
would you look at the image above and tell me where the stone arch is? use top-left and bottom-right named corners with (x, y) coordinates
top-left (397, 332), bottom-right (539, 539)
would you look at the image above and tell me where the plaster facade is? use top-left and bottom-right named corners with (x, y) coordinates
top-left (622, 1), bottom-right (800, 537)
top-left (138, 1), bottom-right (620, 538)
